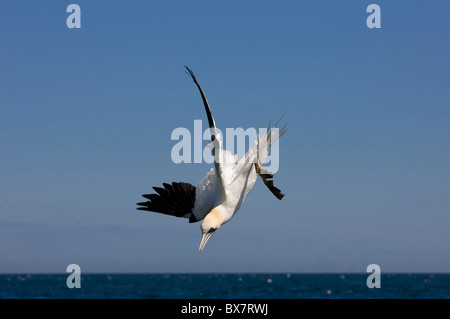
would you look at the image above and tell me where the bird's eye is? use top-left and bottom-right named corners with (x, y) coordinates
top-left (208, 227), bottom-right (216, 233)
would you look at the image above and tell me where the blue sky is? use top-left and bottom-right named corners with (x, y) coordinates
top-left (0, 1), bottom-right (449, 273)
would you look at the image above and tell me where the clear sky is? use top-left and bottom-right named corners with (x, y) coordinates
top-left (1, 1), bottom-right (449, 273)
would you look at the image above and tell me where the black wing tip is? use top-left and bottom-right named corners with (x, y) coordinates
top-left (184, 65), bottom-right (196, 80)
top-left (189, 214), bottom-right (198, 223)
top-left (136, 182), bottom-right (196, 220)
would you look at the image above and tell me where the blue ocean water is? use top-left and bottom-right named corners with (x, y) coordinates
top-left (1, 274), bottom-right (449, 299)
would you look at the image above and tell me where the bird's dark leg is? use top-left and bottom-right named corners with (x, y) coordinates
top-left (254, 162), bottom-right (285, 200)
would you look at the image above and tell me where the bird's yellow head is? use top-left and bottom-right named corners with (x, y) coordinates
top-left (199, 207), bottom-right (222, 253)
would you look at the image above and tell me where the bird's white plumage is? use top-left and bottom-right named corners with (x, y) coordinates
top-left (192, 129), bottom-right (279, 225)
top-left (192, 168), bottom-right (221, 221)
top-left (138, 66), bottom-right (285, 252)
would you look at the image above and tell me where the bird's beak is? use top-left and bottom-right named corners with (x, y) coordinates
top-left (199, 232), bottom-right (214, 253)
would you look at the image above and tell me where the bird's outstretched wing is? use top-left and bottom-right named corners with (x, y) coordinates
top-left (137, 182), bottom-right (199, 223)
top-left (184, 66), bottom-right (216, 137)
top-left (184, 66), bottom-right (228, 191)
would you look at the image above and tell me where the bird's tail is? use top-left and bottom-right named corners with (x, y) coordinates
top-left (255, 114), bottom-right (287, 200)
top-left (261, 113), bottom-right (288, 149)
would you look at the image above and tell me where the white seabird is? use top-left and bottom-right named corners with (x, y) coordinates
top-left (137, 66), bottom-right (287, 252)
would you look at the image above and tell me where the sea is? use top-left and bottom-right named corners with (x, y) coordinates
top-left (1, 273), bottom-right (449, 299)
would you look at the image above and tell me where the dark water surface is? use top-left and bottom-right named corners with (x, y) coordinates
top-left (1, 273), bottom-right (448, 299)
